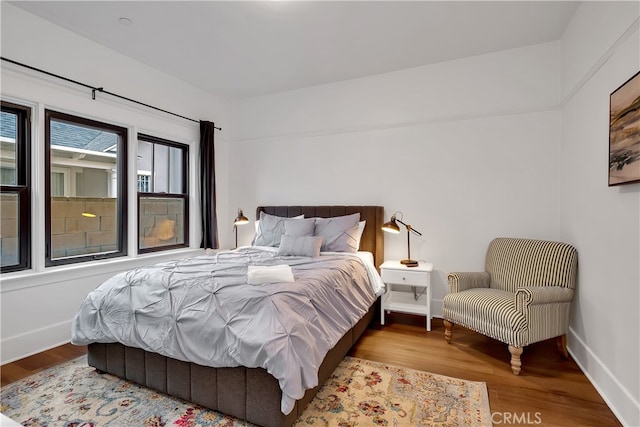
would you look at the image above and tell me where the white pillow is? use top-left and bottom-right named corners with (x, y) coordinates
top-left (355, 220), bottom-right (366, 250)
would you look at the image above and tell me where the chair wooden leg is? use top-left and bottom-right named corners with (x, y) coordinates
top-left (443, 320), bottom-right (454, 344)
top-left (508, 345), bottom-right (523, 375)
top-left (556, 335), bottom-right (569, 359)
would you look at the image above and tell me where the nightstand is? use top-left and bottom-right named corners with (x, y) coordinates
top-left (380, 260), bottom-right (434, 331)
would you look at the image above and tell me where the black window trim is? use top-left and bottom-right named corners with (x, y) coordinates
top-left (44, 109), bottom-right (128, 266)
top-left (137, 133), bottom-right (189, 254)
top-left (0, 101), bottom-right (31, 273)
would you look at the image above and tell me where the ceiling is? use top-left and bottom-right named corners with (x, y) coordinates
top-left (11, 1), bottom-right (581, 100)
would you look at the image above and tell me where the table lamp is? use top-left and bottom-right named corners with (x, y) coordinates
top-left (233, 208), bottom-right (249, 248)
top-left (382, 211), bottom-right (422, 267)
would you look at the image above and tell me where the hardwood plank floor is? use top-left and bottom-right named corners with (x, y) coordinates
top-left (1, 344), bottom-right (87, 387)
top-left (1, 315), bottom-right (620, 426)
top-left (349, 315), bottom-right (621, 427)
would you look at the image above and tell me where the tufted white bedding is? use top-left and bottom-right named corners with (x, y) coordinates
top-left (71, 247), bottom-right (381, 414)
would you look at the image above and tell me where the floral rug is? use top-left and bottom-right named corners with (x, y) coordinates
top-left (1, 356), bottom-right (491, 426)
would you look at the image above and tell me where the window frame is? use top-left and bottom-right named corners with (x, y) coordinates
top-left (0, 101), bottom-right (31, 273)
top-left (44, 109), bottom-right (128, 266)
top-left (137, 133), bottom-right (189, 254)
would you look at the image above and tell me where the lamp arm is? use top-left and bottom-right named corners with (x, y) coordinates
top-left (395, 218), bottom-right (422, 236)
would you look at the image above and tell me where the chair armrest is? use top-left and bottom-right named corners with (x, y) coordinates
top-left (447, 272), bottom-right (491, 293)
top-left (516, 286), bottom-right (574, 311)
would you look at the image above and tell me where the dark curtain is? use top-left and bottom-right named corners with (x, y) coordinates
top-left (199, 121), bottom-right (219, 249)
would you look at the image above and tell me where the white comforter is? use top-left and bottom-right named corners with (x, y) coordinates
top-left (71, 247), bottom-right (382, 414)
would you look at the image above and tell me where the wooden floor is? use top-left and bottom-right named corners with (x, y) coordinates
top-left (1, 315), bottom-right (620, 426)
top-left (1, 343), bottom-right (87, 387)
top-left (349, 315), bottom-right (620, 427)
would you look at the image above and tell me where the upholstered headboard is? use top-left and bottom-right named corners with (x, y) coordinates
top-left (256, 206), bottom-right (385, 269)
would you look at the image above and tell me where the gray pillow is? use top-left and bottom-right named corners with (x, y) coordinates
top-left (253, 212), bottom-right (304, 247)
top-left (278, 235), bottom-right (323, 257)
top-left (283, 218), bottom-right (315, 236)
top-left (313, 213), bottom-right (360, 253)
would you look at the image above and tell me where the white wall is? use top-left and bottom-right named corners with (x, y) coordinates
top-left (229, 41), bottom-right (563, 318)
top-left (560, 2), bottom-right (640, 425)
top-left (0, 3), bottom-right (230, 363)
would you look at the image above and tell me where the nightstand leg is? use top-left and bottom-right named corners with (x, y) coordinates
top-left (426, 286), bottom-right (431, 331)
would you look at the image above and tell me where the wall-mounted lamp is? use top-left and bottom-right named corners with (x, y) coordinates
top-left (382, 211), bottom-right (422, 267)
top-left (233, 208), bottom-right (249, 248)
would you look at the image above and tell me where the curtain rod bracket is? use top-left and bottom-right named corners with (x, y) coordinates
top-left (91, 87), bottom-right (104, 100)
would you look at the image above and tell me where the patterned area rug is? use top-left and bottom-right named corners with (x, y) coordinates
top-left (1, 356), bottom-right (491, 426)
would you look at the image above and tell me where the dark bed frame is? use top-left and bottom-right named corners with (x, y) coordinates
top-left (86, 205), bottom-right (384, 427)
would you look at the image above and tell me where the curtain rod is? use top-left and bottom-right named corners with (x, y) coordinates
top-left (1, 57), bottom-right (221, 130)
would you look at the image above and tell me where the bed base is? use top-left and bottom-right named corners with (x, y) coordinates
top-left (87, 304), bottom-right (375, 427)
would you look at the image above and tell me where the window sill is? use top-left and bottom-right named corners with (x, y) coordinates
top-left (0, 247), bottom-right (204, 293)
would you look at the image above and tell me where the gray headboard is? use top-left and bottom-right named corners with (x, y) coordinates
top-left (256, 205), bottom-right (385, 269)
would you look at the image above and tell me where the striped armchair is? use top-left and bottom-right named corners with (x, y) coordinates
top-left (442, 238), bottom-right (578, 375)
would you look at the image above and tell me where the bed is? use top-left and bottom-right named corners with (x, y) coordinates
top-left (72, 205), bottom-right (385, 427)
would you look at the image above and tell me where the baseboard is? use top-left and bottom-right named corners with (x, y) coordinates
top-left (568, 327), bottom-right (639, 426)
top-left (1, 320), bottom-right (72, 365)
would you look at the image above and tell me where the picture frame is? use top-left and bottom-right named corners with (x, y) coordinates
top-left (609, 70), bottom-right (640, 186)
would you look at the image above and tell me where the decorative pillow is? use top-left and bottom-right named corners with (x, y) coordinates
top-left (278, 235), bottom-right (323, 257)
top-left (283, 218), bottom-right (315, 237)
top-left (313, 213), bottom-right (361, 253)
top-left (253, 213), bottom-right (304, 247)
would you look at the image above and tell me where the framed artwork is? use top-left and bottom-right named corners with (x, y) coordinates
top-left (609, 70), bottom-right (640, 186)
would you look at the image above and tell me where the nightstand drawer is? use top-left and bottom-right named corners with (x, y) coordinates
top-left (381, 268), bottom-right (428, 286)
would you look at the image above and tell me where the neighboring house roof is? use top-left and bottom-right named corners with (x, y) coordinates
top-left (49, 120), bottom-right (118, 152)
top-left (0, 111), bottom-right (117, 153)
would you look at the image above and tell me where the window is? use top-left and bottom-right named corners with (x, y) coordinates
top-left (1, 101), bottom-right (31, 272)
top-left (50, 168), bottom-right (70, 197)
top-left (137, 174), bottom-right (150, 192)
top-left (137, 134), bottom-right (188, 253)
top-left (45, 110), bottom-right (128, 266)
